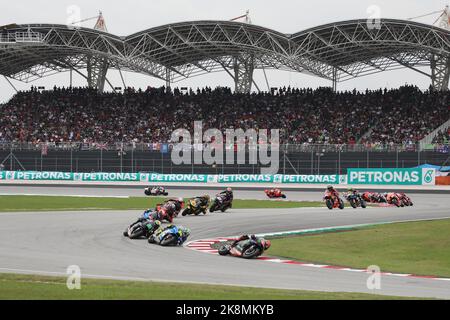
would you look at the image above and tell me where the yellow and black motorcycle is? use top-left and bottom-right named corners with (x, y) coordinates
top-left (181, 196), bottom-right (210, 216)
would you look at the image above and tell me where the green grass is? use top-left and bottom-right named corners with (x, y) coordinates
top-left (0, 195), bottom-right (323, 212)
top-left (269, 219), bottom-right (450, 278)
top-left (0, 273), bottom-right (416, 300)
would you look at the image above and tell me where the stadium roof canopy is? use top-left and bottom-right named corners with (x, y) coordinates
top-left (0, 18), bottom-right (449, 92)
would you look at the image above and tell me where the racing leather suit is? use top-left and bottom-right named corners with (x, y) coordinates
top-left (157, 200), bottom-right (182, 223)
top-left (193, 196), bottom-right (210, 212)
top-left (218, 191), bottom-right (233, 208)
top-left (324, 188), bottom-right (339, 200)
top-left (231, 234), bottom-right (267, 252)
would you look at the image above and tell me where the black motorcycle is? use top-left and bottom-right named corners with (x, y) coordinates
top-left (218, 239), bottom-right (263, 259)
top-left (346, 193), bottom-right (367, 209)
top-left (144, 187), bottom-right (168, 196)
top-left (124, 220), bottom-right (159, 239)
top-left (182, 198), bottom-right (208, 216)
top-left (209, 194), bottom-right (232, 213)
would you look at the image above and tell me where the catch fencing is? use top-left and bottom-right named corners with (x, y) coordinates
top-left (0, 142), bottom-right (448, 175)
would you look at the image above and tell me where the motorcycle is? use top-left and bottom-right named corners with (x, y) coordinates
top-left (398, 193), bottom-right (413, 206)
top-left (182, 198), bottom-right (208, 216)
top-left (155, 203), bottom-right (177, 222)
top-left (265, 190), bottom-right (287, 199)
top-left (144, 186), bottom-right (168, 196)
top-left (123, 210), bottom-right (159, 237)
top-left (125, 220), bottom-right (159, 239)
top-left (209, 195), bottom-right (232, 213)
top-left (346, 193), bottom-right (367, 209)
top-left (148, 225), bottom-right (189, 246)
top-left (386, 193), bottom-right (402, 207)
top-left (218, 239), bottom-right (264, 259)
top-left (362, 192), bottom-right (386, 204)
top-left (324, 192), bottom-right (344, 210)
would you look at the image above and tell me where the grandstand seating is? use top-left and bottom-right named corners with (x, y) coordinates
top-left (0, 85), bottom-right (448, 146)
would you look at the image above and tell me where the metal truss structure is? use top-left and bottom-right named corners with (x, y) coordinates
top-left (1, 19), bottom-right (450, 92)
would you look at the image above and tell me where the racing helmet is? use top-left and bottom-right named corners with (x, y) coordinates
top-left (261, 239), bottom-right (271, 250)
top-left (327, 185), bottom-right (333, 191)
top-left (153, 220), bottom-right (162, 228)
top-left (203, 194), bottom-right (211, 201)
top-left (176, 197), bottom-right (185, 209)
top-left (347, 187), bottom-right (354, 191)
top-left (226, 187), bottom-right (232, 192)
top-left (181, 226), bottom-right (191, 237)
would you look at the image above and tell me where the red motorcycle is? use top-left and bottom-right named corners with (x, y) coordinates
top-left (362, 192), bottom-right (387, 203)
top-left (397, 193), bottom-right (413, 206)
top-left (324, 191), bottom-right (344, 210)
top-left (265, 189), bottom-right (287, 199)
top-left (385, 193), bottom-right (402, 207)
top-left (155, 204), bottom-right (177, 223)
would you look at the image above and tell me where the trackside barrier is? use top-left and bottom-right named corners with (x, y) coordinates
top-left (0, 169), bottom-right (435, 185)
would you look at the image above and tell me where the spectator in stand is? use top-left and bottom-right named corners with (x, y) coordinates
top-left (0, 85), bottom-right (448, 146)
top-left (432, 128), bottom-right (450, 144)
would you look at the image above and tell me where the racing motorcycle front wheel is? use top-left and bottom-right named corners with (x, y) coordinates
top-left (242, 245), bottom-right (262, 259)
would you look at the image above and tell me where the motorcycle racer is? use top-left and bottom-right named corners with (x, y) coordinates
top-left (218, 187), bottom-right (233, 204)
top-left (231, 234), bottom-right (271, 252)
top-left (156, 197), bottom-right (185, 223)
top-left (191, 195), bottom-right (211, 213)
top-left (323, 185), bottom-right (339, 200)
top-left (210, 187), bottom-right (233, 211)
top-left (144, 186), bottom-right (167, 196)
top-left (384, 192), bottom-right (402, 206)
top-left (123, 211), bottom-right (162, 237)
top-left (265, 188), bottom-right (285, 198)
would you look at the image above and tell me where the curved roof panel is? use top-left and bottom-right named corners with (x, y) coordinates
top-left (0, 19), bottom-right (449, 83)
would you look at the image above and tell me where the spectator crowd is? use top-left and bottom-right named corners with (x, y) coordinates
top-left (433, 128), bottom-right (450, 144)
top-left (0, 85), bottom-right (448, 147)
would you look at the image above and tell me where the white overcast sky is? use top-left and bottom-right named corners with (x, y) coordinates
top-left (0, 0), bottom-right (449, 102)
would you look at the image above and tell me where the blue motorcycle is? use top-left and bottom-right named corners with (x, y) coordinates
top-left (346, 193), bottom-right (367, 209)
top-left (148, 225), bottom-right (190, 246)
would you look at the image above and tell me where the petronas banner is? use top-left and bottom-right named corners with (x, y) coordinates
top-left (347, 168), bottom-right (435, 185)
top-left (0, 169), bottom-right (435, 185)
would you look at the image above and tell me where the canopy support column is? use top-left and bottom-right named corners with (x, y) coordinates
top-left (431, 55), bottom-right (450, 91)
top-left (87, 56), bottom-right (109, 92)
top-left (233, 54), bottom-right (254, 94)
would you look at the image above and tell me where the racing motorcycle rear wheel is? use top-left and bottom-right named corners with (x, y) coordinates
top-left (360, 200), bottom-right (367, 208)
top-left (181, 208), bottom-right (191, 216)
top-left (160, 234), bottom-right (178, 246)
top-left (338, 198), bottom-right (344, 210)
top-left (218, 245), bottom-right (231, 256)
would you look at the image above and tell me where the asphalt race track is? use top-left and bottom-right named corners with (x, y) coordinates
top-left (0, 186), bottom-right (449, 299)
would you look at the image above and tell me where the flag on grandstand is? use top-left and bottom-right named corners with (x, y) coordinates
top-left (160, 143), bottom-right (169, 154)
top-left (97, 142), bottom-right (108, 150)
top-left (41, 143), bottom-right (48, 156)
